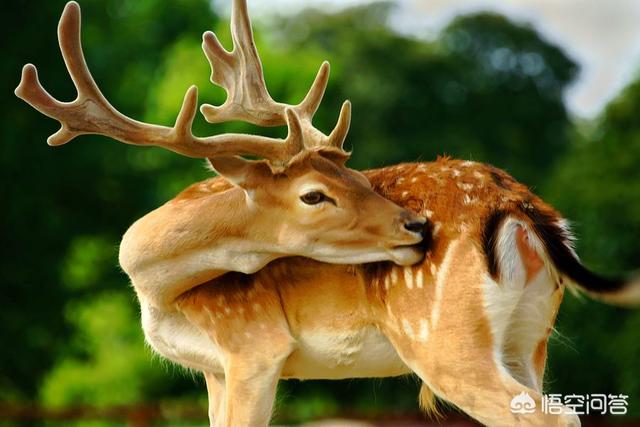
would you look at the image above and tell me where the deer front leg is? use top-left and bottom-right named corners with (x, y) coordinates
top-left (178, 275), bottom-right (295, 427)
top-left (220, 349), bottom-right (292, 427)
top-left (204, 372), bottom-right (225, 426)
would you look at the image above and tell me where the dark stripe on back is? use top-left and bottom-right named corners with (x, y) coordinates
top-left (482, 210), bottom-right (509, 280)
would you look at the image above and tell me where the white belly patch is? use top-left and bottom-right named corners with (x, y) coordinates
top-left (140, 303), bottom-right (224, 373)
top-left (283, 325), bottom-right (410, 379)
top-left (140, 305), bottom-right (408, 380)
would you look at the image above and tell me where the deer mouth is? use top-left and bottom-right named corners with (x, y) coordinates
top-left (388, 244), bottom-right (426, 266)
top-left (388, 224), bottom-right (432, 265)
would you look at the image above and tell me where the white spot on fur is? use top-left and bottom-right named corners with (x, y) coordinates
top-left (418, 319), bottom-right (430, 342)
top-left (384, 275), bottom-right (391, 290)
top-left (463, 194), bottom-right (473, 205)
top-left (386, 304), bottom-right (395, 319)
top-left (416, 269), bottom-right (424, 289)
top-left (452, 169), bottom-right (461, 177)
top-left (473, 170), bottom-right (484, 179)
top-left (411, 177), bottom-right (418, 183)
top-left (391, 268), bottom-right (399, 285)
top-left (397, 177), bottom-right (405, 184)
top-left (430, 263), bottom-right (437, 276)
top-left (461, 161), bottom-right (474, 167)
top-left (402, 191), bottom-right (409, 198)
top-left (402, 318), bottom-right (415, 338)
top-left (224, 307), bottom-right (231, 315)
top-left (404, 268), bottom-right (414, 289)
top-left (457, 182), bottom-right (474, 191)
top-left (203, 306), bottom-right (216, 323)
top-left (433, 222), bottom-right (442, 236)
top-left (424, 209), bottom-right (433, 219)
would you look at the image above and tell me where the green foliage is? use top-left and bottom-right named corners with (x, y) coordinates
top-left (276, 5), bottom-right (577, 186)
top-left (40, 292), bottom-right (157, 407)
top-left (2, 0), bottom-right (638, 423)
top-left (1, 0), bottom-right (215, 400)
top-left (543, 77), bottom-right (640, 415)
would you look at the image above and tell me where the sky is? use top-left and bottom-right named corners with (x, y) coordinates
top-left (214, 0), bottom-right (640, 118)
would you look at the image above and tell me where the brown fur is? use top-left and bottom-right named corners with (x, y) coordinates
top-left (170, 159), bottom-right (587, 426)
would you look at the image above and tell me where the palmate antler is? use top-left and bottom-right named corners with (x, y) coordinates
top-left (15, 0), bottom-right (351, 165)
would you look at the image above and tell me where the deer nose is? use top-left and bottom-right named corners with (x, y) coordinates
top-left (404, 219), bottom-right (426, 236)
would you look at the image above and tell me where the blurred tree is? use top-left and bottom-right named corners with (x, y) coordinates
top-left (275, 3), bottom-right (578, 187)
top-left (1, 0), bottom-right (216, 401)
top-left (543, 76), bottom-right (640, 415)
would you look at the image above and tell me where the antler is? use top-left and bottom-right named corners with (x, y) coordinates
top-left (15, 1), bottom-right (349, 164)
top-left (200, 0), bottom-right (351, 150)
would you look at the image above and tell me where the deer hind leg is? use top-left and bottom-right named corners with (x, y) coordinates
top-left (385, 236), bottom-right (578, 426)
top-left (502, 268), bottom-right (565, 392)
top-left (500, 223), bottom-right (565, 391)
top-left (417, 360), bottom-right (579, 427)
top-left (409, 306), bottom-right (577, 426)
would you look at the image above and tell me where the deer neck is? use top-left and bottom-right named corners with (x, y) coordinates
top-left (219, 188), bottom-right (289, 266)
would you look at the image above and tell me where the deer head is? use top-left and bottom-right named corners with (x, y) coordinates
top-left (15, 1), bottom-right (427, 270)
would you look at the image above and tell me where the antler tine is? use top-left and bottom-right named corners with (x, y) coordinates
top-left (58, 2), bottom-right (101, 106)
top-left (15, 64), bottom-right (70, 146)
top-left (296, 61), bottom-right (331, 121)
top-left (199, 0), bottom-right (350, 153)
top-left (15, 1), bottom-right (304, 164)
top-left (328, 100), bottom-right (352, 150)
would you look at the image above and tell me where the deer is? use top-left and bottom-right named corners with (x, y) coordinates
top-left (15, 1), bottom-right (428, 313)
top-left (171, 158), bottom-right (639, 427)
top-left (16, 2), bottom-right (640, 427)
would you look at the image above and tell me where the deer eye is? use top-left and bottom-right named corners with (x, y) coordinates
top-left (300, 191), bottom-right (329, 205)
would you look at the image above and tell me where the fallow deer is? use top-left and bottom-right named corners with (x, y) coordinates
top-left (175, 160), bottom-right (638, 427)
top-left (15, 1), bottom-right (427, 312)
top-left (16, 2), bottom-right (640, 427)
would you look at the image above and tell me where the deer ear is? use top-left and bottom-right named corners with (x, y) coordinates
top-left (318, 148), bottom-right (351, 165)
top-left (207, 156), bottom-right (271, 188)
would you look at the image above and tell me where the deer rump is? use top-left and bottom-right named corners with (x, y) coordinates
top-left (483, 206), bottom-right (639, 306)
